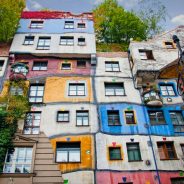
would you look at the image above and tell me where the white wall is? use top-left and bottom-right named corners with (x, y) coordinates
top-left (95, 77), bottom-right (141, 104)
top-left (0, 57), bottom-right (8, 77)
top-left (62, 171), bottom-right (94, 184)
top-left (96, 133), bottom-right (184, 171)
top-left (10, 33), bottom-right (96, 55)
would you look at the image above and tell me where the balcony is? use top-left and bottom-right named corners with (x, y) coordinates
top-left (142, 90), bottom-right (163, 107)
top-left (9, 63), bottom-right (29, 81)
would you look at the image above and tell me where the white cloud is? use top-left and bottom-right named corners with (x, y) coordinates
top-left (29, 0), bottom-right (43, 10)
top-left (171, 14), bottom-right (184, 25)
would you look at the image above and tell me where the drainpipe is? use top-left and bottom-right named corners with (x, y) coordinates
top-left (127, 50), bottom-right (161, 184)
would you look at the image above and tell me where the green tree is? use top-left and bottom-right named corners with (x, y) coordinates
top-left (137, 0), bottom-right (168, 38)
top-left (0, 0), bottom-right (25, 43)
top-left (93, 0), bottom-right (147, 47)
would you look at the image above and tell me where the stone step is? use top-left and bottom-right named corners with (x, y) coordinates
top-left (35, 170), bottom-right (62, 177)
top-left (36, 143), bottom-right (53, 149)
top-left (33, 176), bottom-right (63, 183)
top-left (34, 164), bottom-right (59, 171)
top-left (35, 153), bottom-right (54, 159)
top-left (35, 159), bottom-right (54, 165)
top-left (36, 148), bottom-right (54, 154)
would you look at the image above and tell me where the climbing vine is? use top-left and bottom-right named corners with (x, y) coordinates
top-left (0, 80), bottom-right (30, 172)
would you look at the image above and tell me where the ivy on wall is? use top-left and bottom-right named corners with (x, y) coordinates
top-left (0, 80), bottom-right (30, 172)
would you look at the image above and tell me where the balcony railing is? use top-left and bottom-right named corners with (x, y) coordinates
top-left (142, 90), bottom-right (163, 107)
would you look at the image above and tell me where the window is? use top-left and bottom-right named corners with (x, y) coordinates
top-left (64, 21), bottom-right (74, 29)
top-left (57, 111), bottom-right (69, 122)
top-left (29, 84), bottom-right (44, 103)
top-left (24, 36), bottom-right (34, 45)
top-left (30, 20), bottom-right (43, 29)
top-left (60, 36), bottom-right (74, 45)
top-left (77, 60), bottom-right (86, 68)
top-left (170, 112), bottom-right (184, 133)
top-left (32, 61), bottom-right (48, 71)
top-left (77, 23), bottom-right (85, 28)
top-left (10, 86), bottom-right (23, 95)
top-left (125, 111), bottom-right (136, 124)
top-left (165, 42), bottom-right (175, 49)
top-left (68, 83), bottom-right (85, 96)
top-left (127, 143), bottom-right (142, 161)
top-left (37, 37), bottom-right (51, 50)
top-left (171, 178), bottom-right (184, 184)
top-left (148, 111), bottom-right (166, 125)
top-left (107, 110), bottom-right (120, 126)
top-left (61, 63), bottom-right (71, 70)
top-left (12, 64), bottom-right (28, 76)
top-left (0, 60), bottom-right (4, 71)
top-left (56, 142), bottom-right (80, 162)
top-left (139, 49), bottom-right (154, 60)
top-left (78, 38), bottom-right (85, 46)
top-left (160, 84), bottom-right (176, 96)
top-left (3, 147), bottom-right (33, 173)
top-left (109, 147), bottom-right (121, 160)
top-left (76, 110), bottom-right (89, 126)
top-left (24, 112), bottom-right (41, 134)
top-left (157, 142), bottom-right (177, 160)
top-left (181, 144), bottom-right (184, 156)
top-left (105, 61), bottom-right (120, 72)
top-left (105, 82), bottom-right (125, 96)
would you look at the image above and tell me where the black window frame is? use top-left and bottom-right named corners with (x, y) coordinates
top-left (60, 36), bottom-right (74, 46)
top-left (0, 60), bottom-right (5, 71)
top-left (125, 111), bottom-right (136, 125)
top-left (105, 61), bottom-right (120, 72)
top-left (148, 111), bottom-right (166, 125)
top-left (64, 21), bottom-right (74, 29)
top-left (68, 83), bottom-right (85, 96)
top-left (107, 110), bottom-right (121, 126)
top-left (76, 110), bottom-right (89, 126)
top-left (78, 38), bottom-right (85, 46)
top-left (61, 63), bottom-right (71, 70)
top-left (105, 82), bottom-right (125, 96)
top-left (127, 143), bottom-right (142, 162)
top-left (77, 60), bottom-right (86, 68)
top-left (139, 49), bottom-right (154, 60)
top-left (77, 23), bottom-right (86, 28)
top-left (57, 111), bottom-right (69, 122)
top-left (37, 37), bottom-right (51, 50)
top-left (23, 36), bottom-right (35, 45)
top-left (30, 20), bottom-right (44, 29)
top-left (29, 84), bottom-right (44, 103)
top-left (32, 61), bottom-right (48, 71)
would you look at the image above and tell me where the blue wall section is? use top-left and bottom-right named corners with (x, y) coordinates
top-left (99, 103), bottom-right (184, 136)
top-left (17, 19), bottom-right (94, 34)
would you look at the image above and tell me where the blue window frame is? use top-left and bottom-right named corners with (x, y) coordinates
top-left (159, 83), bottom-right (177, 97)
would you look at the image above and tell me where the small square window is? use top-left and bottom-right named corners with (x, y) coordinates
top-left (56, 142), bottom-right (80, 163)
top-left (29, 84), bottom-right (44, 103)
top-left (76, 110), bottom-right (89, 126)
top-left (107, 110), bottom-right (120, 126)
top-left (125, 111), bottom-right (136, 124)
top-left (60, 36), bottom-right (74, 45)
top-left (32, 61), bottom-right (48, 71)
top-left (77, 60), bottom-right (86, 68)
top-left (0, 60), bottom-right (5, 71)
top-left (157, 142), bottom-right (177, 160)
top-left (57, 111), bottom-right (69, 122)
top-left (148, 111), bottom-right (166, 125)
top-left (68, 83), bottom-right (85, 96)
top-left (77, 23), bottom-right (85, 28)
top-left (24, 36), bottom-right (34, 45)
top-left (160, 84), bottom-right (176, 96)
top-left (30, 21), bottom-right (43, 29)
top-left (78, 38), bottom-right (85, 46)
top-left (127, 143), bottom-right (142, 161)
top-left (165, 42), bottom-right (175, 49)
top-left (61, 63), bottom-right (71, 70)
top-left (105, 61), bottom-right (120, 72)
top-left (64, 21), bottom-right (74, 29)
top-left (109, 147), bottom-right (122, 160)
top-left (139, 49), bottom-right (154, 60)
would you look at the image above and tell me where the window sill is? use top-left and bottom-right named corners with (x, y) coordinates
top-left (56, 161), bottom-right (81, 163)
top-left (57, 121), bottom-right (69, 123)
top-left (160, 158), bottom-right (179, 161)
top-left (76, 125), bottom-right (90, 127)
top-left (108, 124), bottom-right (122, 126)
top-left (0, 173), bottom-right (36, 178)
top-left (109, 158), bottom-right (123, 161)
top-left (128, 160), bottom-right (143, 162)
top-left (105, 95), bottom-right (126, 97)
top-left (105, 71), bottom-right (121, 72)
top-left (150, 123), bottom-right (167, 126)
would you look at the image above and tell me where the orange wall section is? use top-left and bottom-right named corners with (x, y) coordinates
top-left (50, 135), bottom-right (94, 173)
top-left (44, 77), bottom-right (93, 103)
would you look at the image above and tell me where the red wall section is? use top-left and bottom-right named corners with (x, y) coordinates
top-left (96, 171), bottom-right (184, 184)
top-left (7, 55), bottom-right (92, 79)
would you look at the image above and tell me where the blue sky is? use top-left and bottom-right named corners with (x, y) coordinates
top-left (26, 0), bottom-right (184, 31)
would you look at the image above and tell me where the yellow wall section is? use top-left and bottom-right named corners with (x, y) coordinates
top-left (44, 77), bottom-right (93, 103)
top-left (50, 135), bottom-right (94, 173)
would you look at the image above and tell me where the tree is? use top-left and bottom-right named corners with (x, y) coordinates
top-left (137, 0), bottom-right (168, 38)
top-left (0, 0), bottom-right (25, 43)
top-left (93, 0), bottom-right (148, 46)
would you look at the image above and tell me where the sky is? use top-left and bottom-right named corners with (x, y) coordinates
top-left (26, 0), bottom-right (184, 31)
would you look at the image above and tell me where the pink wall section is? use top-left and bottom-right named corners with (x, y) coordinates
top-left (7, 55), bottom-right (92, 79)
top-left (96, 171), bottom-right (184, 184)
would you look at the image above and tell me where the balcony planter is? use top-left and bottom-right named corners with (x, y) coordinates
top-left (9, 73), bottom-right (26, 81)
top-left (144, 95), bottom-right (163, 107)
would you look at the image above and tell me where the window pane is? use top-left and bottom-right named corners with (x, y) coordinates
top-left (69, 150), bottom-right (80, 162)
top-left (57, 150), bottom-right (68, 162)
